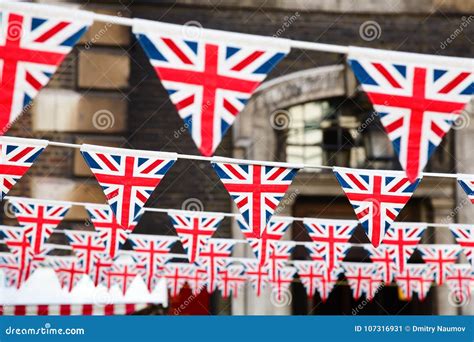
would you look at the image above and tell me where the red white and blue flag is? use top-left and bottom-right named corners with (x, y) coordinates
top-left (64, 230), bottom-right (106, 275)
top-left (162, 262), bottom-right (193, 298)
top-left (187, 264), bottom-right (208, 295)
top-left (0, 2), bottom-right (91, 134)
top-left (446, 264), bottom-right (472, 304)
top-left (10, 198), bottom-right (70, 255)
top-left (382, 222), bottom-right (426, 273)
top-left (47, 256), bottom-right (85, 292)
top-left (240, 258), bottom-right (269, 297)
top-left (217, 264), bottom-right (246, 299)
top-left (90, 254), bottom-right (113, 287)
top-left (333, 167), bottom-right (420, 247)
top-left (342, 262), bottom-right (375, 300)
top-left (348, 47), bottom-right (473, 182)
top-left (212, 159), bottom-right (300, 238)
top-left (303, 218), bottom-right (358, 271)
top-left (366, 244), bottom-right (397, 283)
top-left (103, 262), bottom-right (138, 295)
top-left (237, 215), bottom-right (293, 265)
top-left (449, 224), bottom-right (474, 268)
top-left (85, 204), bottom-right (131, 260)
top-left (269, 266), bottom-right (296, 304)
top-left (314, 264), bottom-right (341, 303)
top-left (80, 144), bottom-right (177, 229)
top-left (395, 264), bottom-right (433, 301)
top-left (293, 260), bottom-right (322, 298)
top-left (0, 226), bottom-right (33, 287)
top-left (457, 175), bottom-right (474, 204)
top-left (0, 137), bottom-right (47, 200)
top-left (168, 211), bottom-right (224, 264)
top-left (133, 20), bottom-right (289, 156)
top-left (417, 244), bottom-right (462, 285)
top-left (196, 238), bottom-right (236, 292)
top-left (128, 234), bottom-right (178, 292)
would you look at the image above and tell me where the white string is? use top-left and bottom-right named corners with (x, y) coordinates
top-left (4, 195), bottom-right (458, 229)
top-left (44, 140), bottom-right (467, 179)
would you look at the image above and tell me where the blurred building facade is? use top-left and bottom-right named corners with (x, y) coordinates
top-left (6, 0), bottom-right (474, 315)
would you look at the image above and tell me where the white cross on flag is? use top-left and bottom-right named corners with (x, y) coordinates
top-left (348, 47), bottom-right (473, 182)
top-left (269, 266), bottom-right (297, 304)
top-left (47, 256), bottom-right (85, 292)
top-left (217, 264), bottom-right (247, 299)
top-left (240, 258), bottom-right (270, 297)
top-left (417, 244), bottom-right (462, 285)
top-left (365, 244), bottom-right (397, 283)
top-left (168, 210), bottom-right (224, 264)
top-left (395, 264), bottom-right (433, 301)
top-left (104, 262), bottom-right (139, 295)
top-left (162, 262), bottom-right (193, 298)
top-left (342, 262), bottom-right (376, 300)
top-left (64, 230), bottom-right (106, 275)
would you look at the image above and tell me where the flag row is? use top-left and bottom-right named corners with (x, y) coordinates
top-left (1, 2), bottom-right (472, 181)
top-left (2, 136), bottom-right (474, 249)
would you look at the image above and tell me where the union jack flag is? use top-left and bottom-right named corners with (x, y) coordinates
top-left (449, 224), bottom-right (474, 267)
top-left (333, 167), bottom-right (420, 247)
top-left (366, 266), bottom-right (384, 301)
top-left (10, 198), bottom-right (70, 255)
top-left (168, 211), bottom-right (224, 264)
top-left (382, 222), bottom-right (426, 273)
top-left (269, 266), bottom-right (296, 304)
top-left (85, 204), bottom-right (131, 260)
top-left (186, 264), bottom-right (208, 295)
top-left (162, 262), bottom-right (193, 298)
top-left (365, 244), bottom-right (397, 283)
top-left (417, 244), bottom-right (461, 285)
top-left (348, 47), bottom-right (473, 182)
top-left (212, 160), bottom-right (300, 238)
top-left (265, 241), bottom-right (295, 283)
top-left (196, 238), bottom-right (236, 292)
top-left (89, 254), bottom-right (113, 287)
top-left (47, 256), bottom-right (85, 292)
top-left (80, 144), bottom-right (177, 229)
top-left (458, 175), bottom-right (474, 204)
top-left (133, 20), bottom-right (289, 156)
top-left (446, 264), bottom-right (472, 304)
top-left (293, 260), bottom-right (323, 298)
top-left (395, 264), bottom-right (433, 301)
top-left (0, 3), bottom-right (91, 134)
top-left (303, 218), bottom-right (358, 271)
top-left (237, 216), bottom-right (293, 265)
top-left (342, 262), bottom-right (375, 300)
top-left (304, 241), bottom-right (350, 269)
top-left (217, 264), bottom-right (246, 299)
top-left (64, 230), bottom-right (106, 275)
top-left (0, 226), bottom-right (32, 287)
top-left (314, 264), bottom-right (341, 303)
top-left (0, 137), bottom-right (47, 200)
top-left (0, 252), bottom-right (28, 288)
top-left (103, 262), bottom-right (138, 295)
top-left (240, 258), bottom-right (269, 296)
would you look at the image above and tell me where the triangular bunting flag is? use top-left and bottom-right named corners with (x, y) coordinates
top-left (168, 210), bottom-right (224, 264)
top-left (382, 222), bottom-right (426, 273)
top-left (187, 264), bottom-right (208, 295)
top-left (90, 255), bottom-right (113, 287)
top-left (237, 215), bottom-right (293, 265)
top-left (9, 198), bottom-right (70, 255)
top-left (217, 264), bottom-right (246, 299)
top-left (450, 224), bottom-right (474, 267)
top-left (269, 266), bottom-right (297, 304)
top-left (240, 258), bottom-right (270, 297)
top-left (133, 20), bottom-right (290, 156)
top-left (196, 238), bottom-right (236, 292)
top-left (212, 159), bottom-right (300, 238)
top-left (333, 167), bottom-right (421, 247)
top-left (0, 252), bottom-right (25, 288)
top-left (80, 144), bottom-right (177, 229)
top-left (293, 261), bottom-right (322, 298)
top-left (128, 234), bottom-right (178, 292)
top-left (162, 262), bottom-right (194, 298)
top-left (348, 47), bottom-right (473, 182)
top-left (0, 2), bottom-right (92, 133)
top-left (365, 244), bottom-right (397, 283)
top-left (395, 264), bottom-right (433, 301)
top-left (0, 226), bottom-right (33, 287)
top-left (314, 264), bottom-right (341, 303)
top-left (85, 204), bottom-right (131, 260)
top-left (304, 242), bottom-right (351, 268)
top-left (366, 267), bottom-right (384, 301)
top-left (104, 262), bottom-right (138, 295)
top-left (0, 137), bottom-right (47, 200)
top-left (446, 264), bottom-right (472, 304)
top-left (303, 218), bottom-right (358, 271)
top-left (64, 230), bottom-right (106, 275)
top-left (342, 262), bottom-right (375, 300)
top-left (457, 175), bottom-right (474, 204)
top-left (417, 244), bottom-right (462, 285)
top-left (47, 256), bottom-right (85, 292)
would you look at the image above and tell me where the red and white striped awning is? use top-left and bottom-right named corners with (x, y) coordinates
top-left (0, 303), bottom-right (149, 316)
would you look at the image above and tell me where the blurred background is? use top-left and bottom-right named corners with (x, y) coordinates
top-left (4, 0), bottom-right (474, 315)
